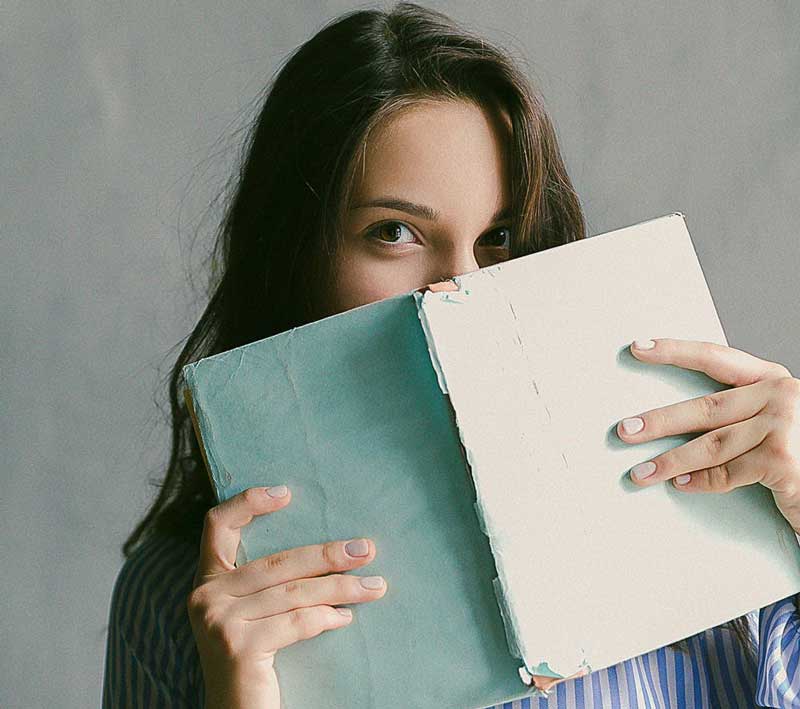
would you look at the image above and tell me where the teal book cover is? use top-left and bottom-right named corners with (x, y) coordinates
top-left (182, 290), bottom-right (528, 709)
top-left (182, 213), bottom-right (800, 708)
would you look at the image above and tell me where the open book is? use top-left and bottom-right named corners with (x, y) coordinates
top-left (182, 213), bottom-right (800, 709)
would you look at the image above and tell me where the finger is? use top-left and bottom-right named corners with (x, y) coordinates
top-left (196, 486), bottom-right (292, 581)
top-left (416, 279), bottom-right (460, 293)
top-left (532, 675), bottom-right (559, 692)
top-left (629, 338), bottom-right (792, 387)
top-left (629, 415), bottom-right (770, 488)
top-left (235, 572), bottom-right (387, 621)
top-left (243, 604), bottom-right (355, 655)
top-left (221, 537), bottom-right (377, 597)
top-left (532, 667), bottom-right (589, 692)
top-left (672, 430), bottom-right (798, 494)
top-left (617, 380), bottom-right (769, 443)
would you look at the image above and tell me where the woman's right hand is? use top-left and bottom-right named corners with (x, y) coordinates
top-left (187, 485), bottom-right (387, 709)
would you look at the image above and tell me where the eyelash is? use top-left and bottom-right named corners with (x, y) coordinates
top-left (365, 221), bottom-right (512, 250)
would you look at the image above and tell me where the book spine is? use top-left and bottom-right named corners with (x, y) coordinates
top-left (181, 364), bottom-right (223, 504)
top-left (182, 364), bottom-right (252, 567)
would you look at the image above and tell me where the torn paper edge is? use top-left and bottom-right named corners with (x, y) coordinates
top-left (414, 284), bottom-right (569, 684)
top-left (413, 290), bottom-right (450, 394)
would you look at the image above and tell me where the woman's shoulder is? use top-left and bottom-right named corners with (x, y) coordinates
top-left (108, 530), bottom-right (201, 666)
top-left (104, 531), bottom-right (205, 706)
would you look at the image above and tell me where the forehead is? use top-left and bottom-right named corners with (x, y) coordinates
top-left (352, 99), bottom-right (512, 207)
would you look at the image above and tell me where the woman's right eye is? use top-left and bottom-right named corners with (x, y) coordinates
top-left (366, 221), bottom-right (417, 246)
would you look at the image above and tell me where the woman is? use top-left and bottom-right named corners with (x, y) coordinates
top-left (102, 3), bottom-right (800, 707)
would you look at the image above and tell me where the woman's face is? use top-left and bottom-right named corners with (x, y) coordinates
top-left (326, 99), bottom-right (512, 316)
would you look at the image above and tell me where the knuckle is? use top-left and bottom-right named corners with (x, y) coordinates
top-left (704, 431), bottom-right (724, 456)
top-left (289, 607), bottom-right (322, 637)
top-left (329, 573), bottom-right (357, 597)
top-left (187, 589), bottom-right (227, 636)
top-left (784, 484), bottom-right (799, 500)
top-left (283, 579), bottom-right (304, 596)
top-left (242, 487), bottom-right (263, 507)
top-left (699, 393), bottom-right (721, 421)
top-left (768, 364), bottom-right (794, 379)
top-left (767, 433), bottom-right (799, 468)
top-left (710, 464), bottom-right (732, 492)
top-left (343, 574), bottom-right (364, 595)
top-left (264, 549), bottom-right (291, 572)
top-left (203, 506), bottom-right (223, 531)
top-left (775, 377), bottom-right (800, 408)
top-left (186, 587), bottom-right (207, 616)
top-left (323, 541), bottom-right (343, 570)
top-left (691, 469), bottom-right (709, 490)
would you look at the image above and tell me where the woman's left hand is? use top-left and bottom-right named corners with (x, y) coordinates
top-left (617, 338), bottom-right (800, 533)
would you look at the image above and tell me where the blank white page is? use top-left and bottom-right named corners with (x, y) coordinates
top-left (415, 212), bottom-right (800, 679)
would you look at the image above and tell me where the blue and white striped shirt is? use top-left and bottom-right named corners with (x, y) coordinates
top-left (102, 533), bottom-right (800, 708)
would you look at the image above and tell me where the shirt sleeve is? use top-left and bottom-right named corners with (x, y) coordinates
top-left (755, 592), bottom-right (800, 707)
top-left (102, 536), bottom-right (204, 708)
top-left (754, 529), bottom-right (800, 708)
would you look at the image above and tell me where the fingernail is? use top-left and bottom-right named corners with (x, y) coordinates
top-left (633, 339), bottom-right (655, 350)
top-left (360, 576), bottom-right (385, 590)
top-left (630, 461), bottom-right (656, 480)
top-left (621, 417), bottom-right (644, 435)
top-left (266, 485), bottom-right (288, 497)
top-left (336, 607), bottom-right (352, 618)
top-left (675, 474), bottom-right (691, 485)
top-left (345, 538), bottom-right (370, 557)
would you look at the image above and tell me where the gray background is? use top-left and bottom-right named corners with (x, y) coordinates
top-left (3, 1), bottom-right (799, 706)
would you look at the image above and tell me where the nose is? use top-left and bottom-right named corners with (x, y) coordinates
top-left (435, 243), bottom-right (481, 282)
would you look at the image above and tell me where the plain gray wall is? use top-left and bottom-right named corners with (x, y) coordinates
top-left (3, 1), bottom-right (799, 706)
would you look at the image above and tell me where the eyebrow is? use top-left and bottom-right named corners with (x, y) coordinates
top-left (351, 197), bottom-right (511, 224)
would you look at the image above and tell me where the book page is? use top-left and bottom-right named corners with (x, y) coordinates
top-left (415, 212), bottom-right (800, 679)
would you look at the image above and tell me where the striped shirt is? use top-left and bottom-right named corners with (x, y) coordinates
top-left (102, 532), bottom-right (800, 708)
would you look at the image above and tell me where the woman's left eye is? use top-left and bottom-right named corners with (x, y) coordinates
top-left (479, 227), bottom-right (511, 249)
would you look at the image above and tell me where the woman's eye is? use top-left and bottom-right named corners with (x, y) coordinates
top-left (365, 222), bottom-right (511, 249)
top-left (480, 226), bottom-right (511, 248)
top-left (367, 221), bottom-right (417, 246)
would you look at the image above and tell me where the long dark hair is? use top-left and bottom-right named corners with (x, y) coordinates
top-left (124, 2), bottom-right (755, 664)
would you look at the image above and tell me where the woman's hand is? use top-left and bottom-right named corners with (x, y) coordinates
top-left (187, 486), bottom-right (387, 709)
top-left (617, 338), bottom-right (800, 532)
